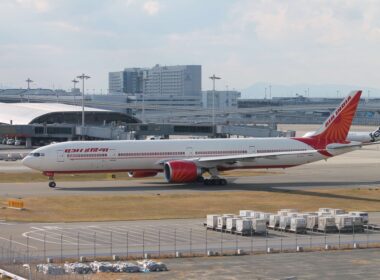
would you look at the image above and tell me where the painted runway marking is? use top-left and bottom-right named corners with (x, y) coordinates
top-left (0, 235), bottom-right (38, 249)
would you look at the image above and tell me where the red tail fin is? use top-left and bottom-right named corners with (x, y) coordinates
top-left (309, 90), bottom-right (362, 143)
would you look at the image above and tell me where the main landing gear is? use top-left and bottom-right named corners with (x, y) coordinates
top-left (200, 168), bottom-right (228, 186)
top-left (204, 178), bottom-right (227, 185)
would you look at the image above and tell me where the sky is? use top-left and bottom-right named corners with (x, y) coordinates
top-left (1, 0), bottom-right (380, 94)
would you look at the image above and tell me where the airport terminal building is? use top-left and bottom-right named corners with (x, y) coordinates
top-left (0, 102), bottom-right (140, 147)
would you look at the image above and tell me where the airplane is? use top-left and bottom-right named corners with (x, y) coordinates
top-left (304, 128), bottom-right (380, 144)
top-left (23, 90), bottom-right (366, 188)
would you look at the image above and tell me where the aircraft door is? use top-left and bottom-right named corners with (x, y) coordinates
top-left (185, 147), bottom-right (194, 157)
top-left (248, 145), bottom-right (256, 154)
top-left (109, 149), bottom-right (117, 162)
top-left (56, 150), bottom-right (65, 162)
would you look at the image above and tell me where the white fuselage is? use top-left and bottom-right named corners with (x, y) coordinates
top-left (22, 137), bottom-right (354, 174)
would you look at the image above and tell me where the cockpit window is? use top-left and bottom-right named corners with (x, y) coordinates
top-left (29, 152), bottom-right (45, 157)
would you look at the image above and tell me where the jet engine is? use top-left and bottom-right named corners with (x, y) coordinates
top-left (128, 171), bottom-right (158, 178)
top-left (164, 160), bottom-right (202, 183)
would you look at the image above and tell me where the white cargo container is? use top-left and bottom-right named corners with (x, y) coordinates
top-left (207, 214), bottom-right (219, 229)
top-left (335, 215), bottom-right (353, 232)
top-left (226, 217), bottom-right (240, 231)
top-left (239, 210), bottom-right (254, 217)
top-left (250, 211), bottom-right (262, 219)
top-left (349, 211), bottom-right (368, 224)
top-left (259, 212), bottom-right (271, 224)
top-left (331, 209), bottom-right (346, 216)
top-left (306, 216), bottom-right (319, 230)
top-left (269, 215), bottom-right (280, 229)
top-left (279, 216), bottom-right (292, 230)
top-left (252, 219), bottom-right (267, 234)
top-left (318, 208), bottom-right (333, 215)
top-left (318, 216), bottom-right (337, 232)
top-left (297, 213), bottom-right (310, 220)
top-left (278, 209), bottom-right (298, 217)
top-left (304, 212), bottom-right (318, 216)
top-left (290, 217), bottom-right (307, 233)
top-left (335, 215), bottom-right (353, 231)
top-left (236, 219), bottom-right (253, 234)
top-left (287, 212), bottom-right (299, 218)
top-left (217, 215), bottom-right (233, 229)
top-left (351, 216), bottom-right (364, 232)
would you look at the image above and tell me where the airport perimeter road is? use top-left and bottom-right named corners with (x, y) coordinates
top-left (0, 146), bottom-right (380, 196)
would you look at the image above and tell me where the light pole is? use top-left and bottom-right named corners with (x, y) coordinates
top-left (25, 78), bottom-right (33, 103)
top-left (77, 74), bottom-right (90, 140)
top-left (26, 78), bottom-right (33, 90)
top-left (142, 76), bottom-right (149, 123)
top-left (269, 84), bottom-right (272, 99)
top-left (209, 74), bottom-right (221, 136)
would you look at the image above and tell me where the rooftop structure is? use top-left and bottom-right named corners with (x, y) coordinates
top-left (0, 103), bottom-right (139, 125)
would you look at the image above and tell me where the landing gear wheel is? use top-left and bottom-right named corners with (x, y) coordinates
top-left (49, 181), bottom-right (56, 188)
top-left (196, 176), bottom-right (205, 183)
top-left (203, 178), bottom-right (228, 186)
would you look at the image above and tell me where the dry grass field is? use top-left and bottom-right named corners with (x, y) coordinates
top-left (1, 187), bottom-right (379, 222)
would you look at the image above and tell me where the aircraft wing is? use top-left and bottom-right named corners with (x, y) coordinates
top-left (155, 150), bottom-right (318, 166)
top-left (193, 150), bottom-right (318, 166)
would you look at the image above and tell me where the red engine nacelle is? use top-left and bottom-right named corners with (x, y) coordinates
top-left (164, 160), bottom-right (202, 183)
top-left (128, 171), bottom-right (158, 178)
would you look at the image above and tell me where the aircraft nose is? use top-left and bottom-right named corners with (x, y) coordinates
top-left (22, 155), bottom-right (38, 170)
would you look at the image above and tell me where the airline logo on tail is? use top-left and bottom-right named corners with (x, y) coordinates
top-left (310, 90), bottom-right (362, 143)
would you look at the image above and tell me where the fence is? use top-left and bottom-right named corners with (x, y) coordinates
top-left (1, 226), bottom-right (380, 279)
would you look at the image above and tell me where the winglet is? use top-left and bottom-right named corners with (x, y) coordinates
top-left (309, 90), bottom-right (362, 142)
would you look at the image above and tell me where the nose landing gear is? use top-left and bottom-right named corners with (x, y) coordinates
top-left (43, 172), bottom-right (56, 188)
